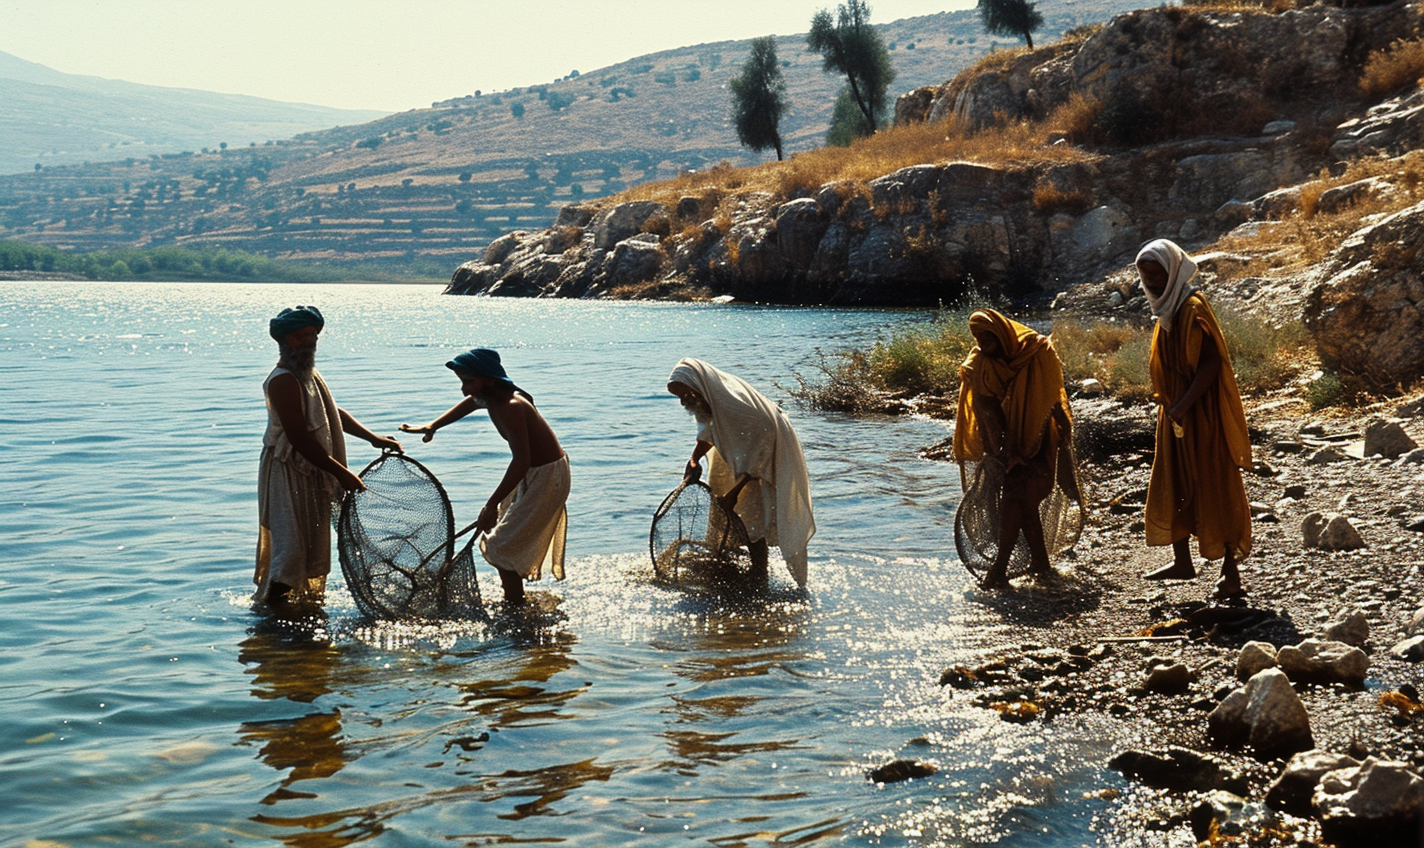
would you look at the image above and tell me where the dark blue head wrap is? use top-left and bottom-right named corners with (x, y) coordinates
top-left (447, 348), bottom-right (532, 402)
top-left (269, 305), bottom-right (325, 341)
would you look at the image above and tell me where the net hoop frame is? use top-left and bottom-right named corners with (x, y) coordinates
top-left (649, 479), bottom-right (753, 588)
top-left (337, 451), bottom-right (482, 619)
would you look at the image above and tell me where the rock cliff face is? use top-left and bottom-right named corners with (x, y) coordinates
top-left (447, 1), bottom-right (1424, 385)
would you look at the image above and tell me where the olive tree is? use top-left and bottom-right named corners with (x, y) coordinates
top-left (806, 0), bottom-right (896, 137)
top-left (729, 37), bottom-right (789, 160)
top-left (977, 0), bottom-right (1044, 50)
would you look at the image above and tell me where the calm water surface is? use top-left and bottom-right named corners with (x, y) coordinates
top-left (0, 283), bottom-right (1138, 847)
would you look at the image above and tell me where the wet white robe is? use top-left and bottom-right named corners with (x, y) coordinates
top-left (480, 454), bottom-right (570, 580)
top-left (668, 358), bottom-right (815, 587)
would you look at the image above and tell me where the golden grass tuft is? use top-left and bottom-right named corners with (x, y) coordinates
top-left (607, 110), bottom-right (1099, 214)
top-left (1360, 38), bottom-right (1424, 98)
top-left (1214, 148), bottom-right (1424, 277)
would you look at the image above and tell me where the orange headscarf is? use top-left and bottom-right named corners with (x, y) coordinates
top-left (953, 310), bottom-right (1069, 462)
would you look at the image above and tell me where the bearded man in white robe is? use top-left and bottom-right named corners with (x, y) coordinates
top-left (255, 305), bottom-right (402, 606)
top-left (666, 358), bottom-right (815, 588)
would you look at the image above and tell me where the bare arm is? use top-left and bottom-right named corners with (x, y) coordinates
top-left (400, 396), bottom-right (481, 443)
top-left (268, 373), bottom-right (363, 492)
top-left (685, 439), bottom-right (714, 481)
top-left (1167, 333), bottom-right (1222, 424)
top-left (339, 408), bottom-right (403, 453)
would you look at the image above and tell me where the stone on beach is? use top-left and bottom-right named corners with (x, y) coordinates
top-left (1276, 639), bottom-right (1369, 688)
top-left (1266, 749), bottom-right (1362, 816)
top-left (1236, 641), bottom-right (1279, 680)
top-left (1312, 757), bottom-right (1424, 848)
top-left (1108, 747), bottom-right (1248, 794)
top-left (1208, 668), bottom-right (1314, 760)
top-left (1302, 512), bottom-right (1366, 551)
top-left (1364, 419), bottom-right (1418, 459)
top-left (1322, 609), bottom-right (1369, 648)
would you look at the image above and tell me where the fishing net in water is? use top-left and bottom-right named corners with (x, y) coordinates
top-left (650, 475), bottom-right (752, 589)
top-left (954, 437), bottom-right (1085, 584)
top-left (337, 453), bottom-right (483, 619)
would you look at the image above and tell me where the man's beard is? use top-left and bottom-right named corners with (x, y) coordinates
top-left (278, 343), bottom-right (316, 378)
top-left (681, 396), bottom-right (712, 425)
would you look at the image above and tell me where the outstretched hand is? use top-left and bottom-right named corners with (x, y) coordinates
top-left (399, 423), bottom-right (437, 443)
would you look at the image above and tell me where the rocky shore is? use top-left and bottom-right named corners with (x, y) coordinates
top-left (883, 373), bottom-right (1424, 845)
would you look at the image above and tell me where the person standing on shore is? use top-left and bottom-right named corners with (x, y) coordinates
top-left (401, 349), bottom-right (569, 607)
top-left (1136, 239), bottom-right (1253, 600)
top-left (255, 305), bottom-right (403, 607)
top-left (666, 358), bottom-right (815, 589)
top-left (953, 309), bottom-right (1079, 588)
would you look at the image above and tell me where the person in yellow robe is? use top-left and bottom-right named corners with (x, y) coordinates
top-left (953, 310), bottom-right (1078, 588)
top-left (1136, 239), bottom-right (1253, 600)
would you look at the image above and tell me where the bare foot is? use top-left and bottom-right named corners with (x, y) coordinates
top-left (1213, 578), bottom-right (1247, 601)
top-left (979, 570), bottom-right (1010, 590)
top-left (1144, 561), bottom-right (1197, 580)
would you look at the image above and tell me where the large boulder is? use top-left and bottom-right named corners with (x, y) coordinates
top-left (1266, 749), bottom-right (1361, 816)
top-left (1208, 668), bottom-right (1314, 760)
top-left (1304, 201), bottom-right (1424, 392)
top-left (602, 237), bottom-right (666, 291)
top-left (592, 201), bottom-right (669, 250)
top-left (1313, 758), bottom-right (1424, 848)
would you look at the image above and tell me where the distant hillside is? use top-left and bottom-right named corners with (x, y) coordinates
top-left (0, 0), bottom-right (1148, 274)
top-left (0, 50), bottom-right (388, 176)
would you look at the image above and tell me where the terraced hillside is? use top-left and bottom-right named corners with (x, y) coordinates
top-left (0, 2), bottom-right (1146, 276)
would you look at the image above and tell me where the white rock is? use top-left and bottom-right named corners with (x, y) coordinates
top-left (1236, 641), bottom-right (1279, 680)
top-left (1208, 668), bottom-right (1313, 760)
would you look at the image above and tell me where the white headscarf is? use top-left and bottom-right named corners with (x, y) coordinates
top-left (668, 358), bottom-right (815, 587)
top-left (1136, 239), bottom-right (1198, 332)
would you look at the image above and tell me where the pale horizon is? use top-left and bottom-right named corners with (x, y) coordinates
top-left (0, 0), bottom-right (976, 114)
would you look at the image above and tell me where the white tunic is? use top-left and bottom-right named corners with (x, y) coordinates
top-left (253, 366), bottom-right (346, 602)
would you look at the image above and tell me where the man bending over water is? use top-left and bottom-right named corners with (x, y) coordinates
top-left (666, 358), bottom-right (815, 589)
top-left (402, 349), bottom-right (569, 607)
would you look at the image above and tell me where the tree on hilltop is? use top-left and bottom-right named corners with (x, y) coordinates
top-left (806, 0), bottom-right (896, 137)
top-left (729, 37), bottom-right (789, 161)
top-left (977, 0), bottom-right (1044, 50)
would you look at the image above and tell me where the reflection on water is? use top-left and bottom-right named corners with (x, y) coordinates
top-left (237, 616), bottom-right (351, 819)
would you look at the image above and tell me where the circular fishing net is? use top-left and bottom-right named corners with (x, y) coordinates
top-left (337, 453), bottom-right (483, 619)
top-left (650, 479), bottom-right (752, 588)
top-left (954, 437), bottom-right (1085, 584)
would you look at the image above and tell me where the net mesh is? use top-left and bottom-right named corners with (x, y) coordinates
top-left (650, 480), bottom-right (752, 588)
top-left (954, 438), bottom-right (1085, 583)
top-left (337, 453), bottom-right (483, 619)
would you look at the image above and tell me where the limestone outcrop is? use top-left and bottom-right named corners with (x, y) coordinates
top-left (446, 2), bottom-right (1424, 388)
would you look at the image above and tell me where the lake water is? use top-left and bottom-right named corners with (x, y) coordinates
top-left (0, 282), bottom-right (1137, 847)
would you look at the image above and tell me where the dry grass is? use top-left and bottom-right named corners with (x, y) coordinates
top-left (795, 304), bottom-right (1311, 413)
top-left (613, 112), bottom-right (1099, 213)
top-left (1360, 38), bottom-right (1424, 98)
top-left (1212, 149), bottom-right (1424, 276)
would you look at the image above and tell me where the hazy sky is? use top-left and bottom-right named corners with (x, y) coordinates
top-left (0, 0), bottom-right (974, 113)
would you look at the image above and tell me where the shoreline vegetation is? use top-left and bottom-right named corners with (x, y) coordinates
top-left (0, 240), bottom-right (444, 284)
top-left (788, 298), bottom-right (1328, 416)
